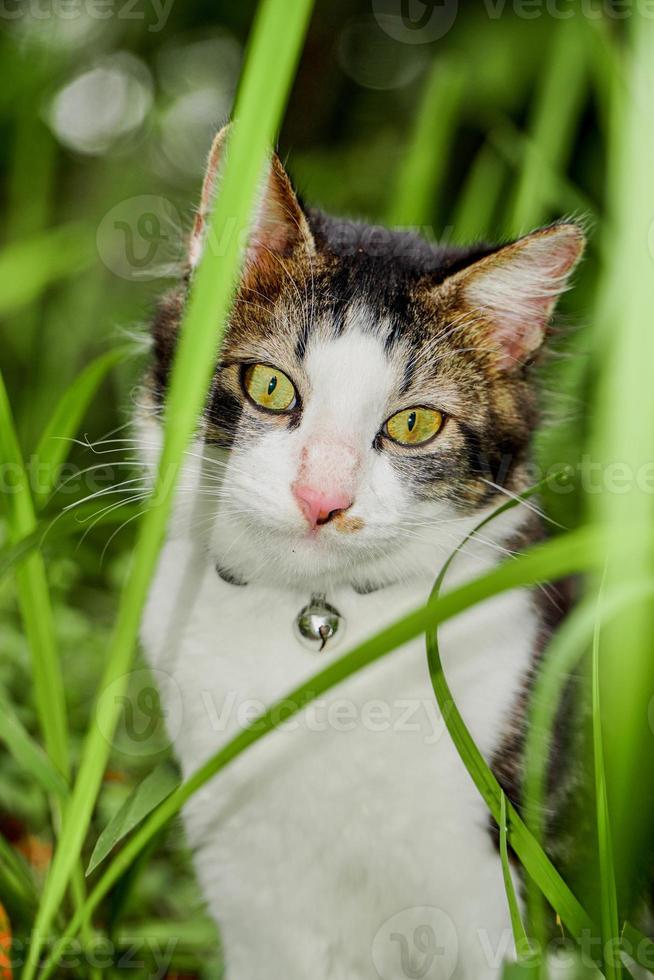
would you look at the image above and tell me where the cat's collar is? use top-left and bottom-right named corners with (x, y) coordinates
top-left (214, 561), bottom-right (386, 595)
top-left (215, 561), bottom-right (248, 587)
top-left (215, 562), bottom-right (350, 653)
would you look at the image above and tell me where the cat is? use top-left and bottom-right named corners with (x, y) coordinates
top-left (139, 124), bottom-right (586, 979)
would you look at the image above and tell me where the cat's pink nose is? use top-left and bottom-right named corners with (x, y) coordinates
top-left (293, 485), bottom-right (353, 528)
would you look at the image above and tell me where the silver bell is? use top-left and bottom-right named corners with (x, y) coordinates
top-left (294, 593), bottom-right (345, 652)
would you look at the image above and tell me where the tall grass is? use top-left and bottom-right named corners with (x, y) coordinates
top-left (0, 372), bottom-right (68, 775)
top-left (1, 4), bottom-right (654, 980)
top-left (507, 17), bottom-right (589, 236)
top-left (13, 0), bottom-right (316, 976)
top-left (591, 12), bottom-right (654, 913)
top-left (387, 58), bottom-right (466, 229)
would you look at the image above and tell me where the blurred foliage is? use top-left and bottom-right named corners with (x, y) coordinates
top-left (0, 0), bottom-right (641, 976)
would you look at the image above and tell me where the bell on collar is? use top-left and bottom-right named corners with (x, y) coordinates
top-left (294, 593), bottom-right (345, 652)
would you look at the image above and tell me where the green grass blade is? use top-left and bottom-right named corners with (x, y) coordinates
top-left (22, 1), bottom-right (316, 975)
top-left (86, 763), bottom-right (178, 876)
top-left (418, 481), bottom-right (652, 976)
top-left (592, 583), bottom-right (623, 980)
top-left (386, 59), bottom-right (465, 229)
top-left (6, 95), bottom-right (56, 248)
top-left (36, 525), bottom-right (607, 980)
top-left (419, 479), bottom-right (647, 973)
top-left (0, 831), bottom-right (38, 911)
top-left (0, 375), bottom-right (99, 961)
top-left (0, 503), bottom-right (142, 582)
top-left (522, 594), bottom-right (595, 952)
top-left (0, 863), bottom-right (37, 930)
top-left (0, 224), bottom-right (93, 320)
top-left (499, 791), bottom-right (534, 962)
top-left (114, 918), bottom-right (218, 953)
top-left (11, 558), bottom-right (67, 772)
top-left (523, 580), bottom-right (654, 976)
top-left (0, 693), bottom-right (68, 801)
top-left (425, 600), bottom-right (594, 955)
top-left (31, 346), bottom-right (134, 509)
top-left (104, 827), bottom-right (164, 938)
top-left (590, 10), bottom-right (654, 910)
top-left (508, 19), bottom-right (588, 235)
top-left (583, 16), bottom-right (622, 144)
top-left (0, 369), bottom-right (69, 776)
top-left (452, 142), bottom-right (505, 244)
top-left (489, 118), bottom-right (596, 226)
top-left (501, 964), bottom-right (541, 979)
top-left (623, 925), bottom-right (654, 972)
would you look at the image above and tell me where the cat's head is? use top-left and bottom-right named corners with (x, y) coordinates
top-left (145, 126), bottom-right (585, 589)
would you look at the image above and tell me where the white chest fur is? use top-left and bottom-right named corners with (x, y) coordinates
top-left (142, 534), bottom-right (538, 980)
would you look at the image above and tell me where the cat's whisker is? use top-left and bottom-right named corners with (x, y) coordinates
top-left (70, 437), bottom-right (258, 488)
top-left (62, 480), bottom-right (235, 514)
top-left (79, 494), bottom-right (147, 529)
top-left (99, 507), bottom-right (149, 565)
top-left (391, 525), bottom-right (510, 566)
top-left (400, 512), bottom-right (485, 528)
top-left (82, 436), bottom-right (241, 476)
top-left (62, 476), bottom-right (155, 511)
top-left (75, 496), bottom-right (149, 551)
top-left (53, 459), bottom-right (146, 493)
top-left (478, 477), bottom-right (563, 528)
top-left (236, 298), bottom-right (280, 319)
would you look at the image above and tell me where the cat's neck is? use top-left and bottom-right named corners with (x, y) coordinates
top-left (167, 501), bottom-right (536, 613)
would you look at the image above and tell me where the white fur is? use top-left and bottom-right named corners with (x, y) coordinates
top-left (140, 325), bottom-right (541, 979)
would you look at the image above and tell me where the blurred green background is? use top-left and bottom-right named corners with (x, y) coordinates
top-left (0, 2), bottom-right (629, 976)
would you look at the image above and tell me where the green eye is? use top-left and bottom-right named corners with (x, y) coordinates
top-left (385, 407), bottom-right (443, 446)
top-left (243, 363), bottom-right (297, 412)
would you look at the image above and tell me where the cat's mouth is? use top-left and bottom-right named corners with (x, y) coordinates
top-left (210, 502), bottom-right (384, 586)
top-left (307, 512), bottom-right (366, 536)
top-left (209, 494), bottom-right (466, 591)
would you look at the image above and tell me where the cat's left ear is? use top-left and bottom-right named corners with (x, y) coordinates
top-left (446, 223), bottom-right (585, 371)
top-left (189, 124), bottom-right (315, 271)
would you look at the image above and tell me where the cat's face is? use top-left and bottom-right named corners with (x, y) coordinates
top-left (147, 128), bottom-right (584, 589)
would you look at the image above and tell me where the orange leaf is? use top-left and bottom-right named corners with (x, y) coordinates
top-left (0, 901), bottom-right (13, 980)
top-left (16, 834), bottom-right (52, 874)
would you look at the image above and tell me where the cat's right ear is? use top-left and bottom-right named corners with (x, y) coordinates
top-left (442, 223), bottom-right (585, 371)
top-left (189, 124), bottom-right (315, 273)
